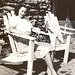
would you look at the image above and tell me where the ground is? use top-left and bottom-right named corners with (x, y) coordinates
top-left (0, 37), bottom-right (75, 75)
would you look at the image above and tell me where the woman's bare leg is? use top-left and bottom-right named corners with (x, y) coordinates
top-left (44, 52), bottom-right (57, 75)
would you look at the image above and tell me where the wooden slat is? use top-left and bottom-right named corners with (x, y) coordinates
top-left (1, 53), bottom-right (28, 63)
top-left (47, 12), bottom-right (64, 43)
top-left (60, 26), bottom-right (75, 31)
top-left (10, 32), bottom-right (36, 41)
top-left (11, 10), bottom-right (15, 17)
top-left (7, 13), bottom-right (12, 20)
top-left (3, 15), bottom-right (17, 53)
top-left (3, 15), bottom-right (9, 32)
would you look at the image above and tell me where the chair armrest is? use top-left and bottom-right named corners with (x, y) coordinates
top-left (32, 29), bottom-right (58, 47)
top-left (60, 30), bottom-right (74, 35)
top-left (7, 31), bottom-right (36, 41)
top-left (32, 29), bottom-right (58, 37)
top-left (60, 26), bottom-right (75, 31)
top-left (32, 27), bottom-right (58, 37)
top-left (40, 31), bottom-right (58, 38)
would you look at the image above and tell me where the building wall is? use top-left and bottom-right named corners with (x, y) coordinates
top-left (68, 0), bottom-right (75, 20)
top-left (51, 0), bottom-right (68, 20)
top-left (51, 0), bottom-right (75, 20)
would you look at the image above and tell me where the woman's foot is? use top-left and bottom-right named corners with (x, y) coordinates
top-left (38, 71), bottom-right (46, 75)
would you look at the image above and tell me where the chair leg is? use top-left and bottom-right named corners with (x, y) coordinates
top-left (47, 67), bottom-right (51, 75)
top-left (51, 51), bottom-right (56, 62)
top-left (27, 61), bottom-right (33, 75)
top-left (63, 35), bottom-right (71, 63)
top-left (27, 40), bottom-right (34, 75)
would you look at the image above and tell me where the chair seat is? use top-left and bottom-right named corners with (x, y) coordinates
top-left (1, 53), bottom-right (29, 63)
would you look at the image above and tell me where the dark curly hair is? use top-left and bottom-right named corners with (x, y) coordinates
top-left (15, 3), bottom-right (28, 16)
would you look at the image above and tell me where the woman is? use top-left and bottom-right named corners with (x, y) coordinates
top-left (9, 4), bottom-right (57, 75)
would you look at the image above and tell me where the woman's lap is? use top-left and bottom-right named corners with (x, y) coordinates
top-left (17, 38), bottom-right (54, 58)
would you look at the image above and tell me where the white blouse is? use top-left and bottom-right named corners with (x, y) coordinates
top-left (9, 16), bottom-right (33, 32)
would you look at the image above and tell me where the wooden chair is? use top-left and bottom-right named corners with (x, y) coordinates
top-left (2, 11), bottom-right (36, 75)
top-left (44, 12), bottom-right (75, 64)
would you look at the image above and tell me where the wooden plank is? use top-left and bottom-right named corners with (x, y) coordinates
top-left (1, 53), bottom-right (28, 63)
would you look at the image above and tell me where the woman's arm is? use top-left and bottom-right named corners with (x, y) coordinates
top-left (9, 16), bottom-right (24, 34)
top-left (9, 27), bottom-right (26, 35)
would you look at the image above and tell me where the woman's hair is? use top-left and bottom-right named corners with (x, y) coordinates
top-left (15, 4), bottom-right (28, 16)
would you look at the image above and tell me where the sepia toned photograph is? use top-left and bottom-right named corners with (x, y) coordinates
top-left (0, 0), bottom-right (75, 75)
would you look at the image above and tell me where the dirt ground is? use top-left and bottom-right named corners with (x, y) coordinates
top-left (0, 36), bottom-right (74, 75)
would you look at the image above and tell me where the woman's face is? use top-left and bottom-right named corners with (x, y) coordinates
top-left (18, 6), bottom-right (27, 18)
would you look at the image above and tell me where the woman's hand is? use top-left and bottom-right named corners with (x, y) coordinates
top-left (32, 27), bottom-right (41, 34)
top-left (24, 31), bottom-right (31, 35)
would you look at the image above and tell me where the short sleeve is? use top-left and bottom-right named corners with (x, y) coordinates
top-left (16, 19), bottom-right (33, 32)
top-left (9, 16), bottom-right (18, 28)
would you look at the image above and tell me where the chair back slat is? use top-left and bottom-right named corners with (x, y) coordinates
top-left (54, 16), bottom-right (64, 43)
top-left (11, 10), bottom-right (15, 17)
top-left (3, 12), bottom-right (17, 53)
top-left (45, 12), bottom-right (64, 43)
top-left (3, 15), bottom-right (9, 32)
top-left (7, 13), bottom-right (12, 20)
top-left (46, 13), bottom-right (53, 32)
top-left (48, 12), bottom-right (59, 35)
